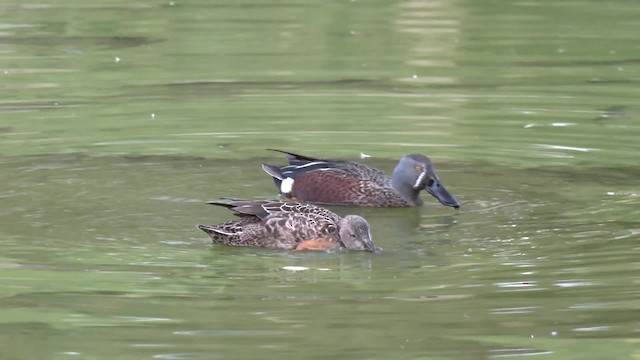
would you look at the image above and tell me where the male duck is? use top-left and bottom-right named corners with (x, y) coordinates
top-left (261, 149), bottom-right (461, 208)
top-left (197, 199), bottom-right (378, 252)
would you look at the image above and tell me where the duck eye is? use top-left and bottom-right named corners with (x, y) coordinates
top-left (351, 233), bottom-right (356, 238)
top-left (415, 166), bottom-right (422, 171)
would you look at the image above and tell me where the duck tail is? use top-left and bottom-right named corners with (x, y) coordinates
top-left (266, 148), bottom-right (322, 165)
top-left (206, 199), bottom-right (242, 209)
top-left (261, 163), bottom-right (285, 191)
top-left (196, 224), bottom-right (231, 238)
top-left (261, 163), bottom-right (284, 180)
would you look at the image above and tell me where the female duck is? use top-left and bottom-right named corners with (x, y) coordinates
top-left (197, 199), bottom-right (378, 252)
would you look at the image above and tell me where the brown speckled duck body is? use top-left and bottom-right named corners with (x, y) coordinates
top-left (261, 149), bottom-right (461, 208)
top-left (197, 199), bottom-right (377, 252)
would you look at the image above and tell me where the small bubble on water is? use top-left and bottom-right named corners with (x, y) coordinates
top-left (114, 56), bottom-right (121, 63)
top-left (606, 192), bottom-right (615, 196)
top-left (551, 331), bottom-right (557, 336)
top-left (169, 0), bottom-right (175, 5)
top-left (151, 113), bottom-right (156, 119)
top-left (412, 74), bottom-right (418, 79)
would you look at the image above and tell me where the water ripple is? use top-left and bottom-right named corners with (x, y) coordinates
top-left (173, 330), bottom-right (288, 337)
top-left (489, 348), bottom-right (553, 357)
top-left (554, 280), bottom-right (595, 288)
top-left (490, 306), bottom-right (541, 315)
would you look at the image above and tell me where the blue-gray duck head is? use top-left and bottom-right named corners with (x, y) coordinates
top-left (392, 154), bottom-right (460, 208)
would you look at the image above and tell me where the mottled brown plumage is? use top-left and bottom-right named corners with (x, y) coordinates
top-left (262, 149), bottom-right (461, 208)
top-left (196, 199), bottom-right (378, 252)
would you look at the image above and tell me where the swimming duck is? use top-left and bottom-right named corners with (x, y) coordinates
top-left (261, 149), bottom-right (461, 208)
top-left (197, 199), bottom-right (378, 252)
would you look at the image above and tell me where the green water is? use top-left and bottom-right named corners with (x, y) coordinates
top-left (1, 1), bottom-right (639, 359)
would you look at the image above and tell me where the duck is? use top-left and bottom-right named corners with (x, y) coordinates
top-left (197, 199), bottom-right (378, 252)
top-left (261, 149), bottom-right (461, 208)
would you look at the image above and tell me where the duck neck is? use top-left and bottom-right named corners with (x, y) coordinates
top-left (391, 169), bottom-right (423, 206)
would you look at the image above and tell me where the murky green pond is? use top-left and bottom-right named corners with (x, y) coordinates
top-left (1, 1), bottom-right (639, 359)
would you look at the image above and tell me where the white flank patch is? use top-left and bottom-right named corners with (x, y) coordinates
top-left (280, 177), bottom-right (294, 194)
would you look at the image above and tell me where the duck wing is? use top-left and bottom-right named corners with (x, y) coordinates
top-left (267, 149), bottom-right (390, 186)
